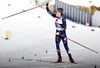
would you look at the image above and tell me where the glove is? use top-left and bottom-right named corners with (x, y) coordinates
top-left (46, 3), bottom-right (49, 7)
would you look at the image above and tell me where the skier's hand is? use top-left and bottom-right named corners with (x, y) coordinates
top-left (46, 3), bottom-right (49, 7)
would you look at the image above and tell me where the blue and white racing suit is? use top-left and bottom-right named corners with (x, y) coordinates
top-left (46, 7), bottom-right (71, 56)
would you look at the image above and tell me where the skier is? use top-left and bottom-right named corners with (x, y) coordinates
top-left (46, 3), bottom-right (75, 63)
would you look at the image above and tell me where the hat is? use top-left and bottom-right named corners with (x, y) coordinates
top-left (57, 8), bottom-right (63, 13)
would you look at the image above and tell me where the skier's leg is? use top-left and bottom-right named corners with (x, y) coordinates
top-left (61, 34), bottom-right (75, 63)
top-left (55, 35), bottom-right (62, 62)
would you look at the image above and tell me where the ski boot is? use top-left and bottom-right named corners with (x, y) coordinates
top-left (57, 51), bottom-right (62, 62)
top-left (68, 53), bottom-right (75, 63)
top-left (57, 57), bottom-right (62, 62)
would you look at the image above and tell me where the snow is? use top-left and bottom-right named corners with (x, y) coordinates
top-left (0, 0), bottom-right (100, 68)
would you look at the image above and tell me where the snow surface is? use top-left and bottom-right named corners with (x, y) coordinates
top-left (0, 0), bottom-right (100, 68)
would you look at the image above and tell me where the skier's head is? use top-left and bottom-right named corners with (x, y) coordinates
top-left (56, 8), bottom-right (63, 17)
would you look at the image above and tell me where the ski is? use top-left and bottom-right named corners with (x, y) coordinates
top-left (73, 62), bottom-right (78, 64)
top-left (50, 62), bottom-right (65, 64)
top-left (50, 62), bottom-right (77, 64)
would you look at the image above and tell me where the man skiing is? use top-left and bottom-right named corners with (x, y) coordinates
top-left (46, 3), bottom-right (75, 63)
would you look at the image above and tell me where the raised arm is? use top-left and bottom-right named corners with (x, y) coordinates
top-left (46, 3), bottom-right (56, 18)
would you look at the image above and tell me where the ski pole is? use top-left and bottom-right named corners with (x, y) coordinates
top-left (2, 4), bottom-right (46, 20)
top-left (67, 38), bottom-right (98, 54)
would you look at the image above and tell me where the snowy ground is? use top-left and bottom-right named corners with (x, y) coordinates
top-left (0, 1), bottom-right (100, 68)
